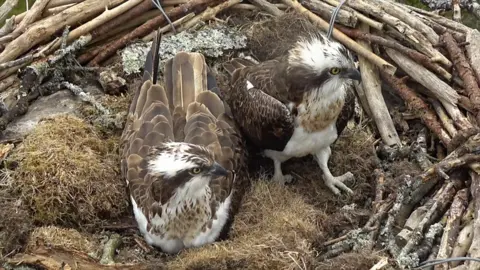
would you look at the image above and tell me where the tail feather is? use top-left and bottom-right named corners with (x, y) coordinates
top-left (143, 31), bottom-right (162, 84)
top-left (167, 52), bottom-right (208, 111)
top-left (222, 57), bottom-right (256, 77)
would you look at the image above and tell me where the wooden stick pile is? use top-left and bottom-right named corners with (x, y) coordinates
top-left (0, 0), bottom-right (479, 269)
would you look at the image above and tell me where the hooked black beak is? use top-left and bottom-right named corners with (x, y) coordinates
top-left (209, 162), bottom-right (228, 177)
top-left (342, 68), bottom-right (362, 82)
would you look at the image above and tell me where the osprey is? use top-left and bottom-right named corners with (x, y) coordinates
top-left (222, 32), bottom-right (360, 195)
top-left (120, 32), bottom-right (246, 254)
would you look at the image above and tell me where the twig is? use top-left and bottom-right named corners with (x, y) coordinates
top-left (421, 154), bottom-right (480, 181)
top-left (88, 0), bottom-right (218, 66)
top-left (62, 82), bottom-right (110, 115)
top-left (380, 70), bottom-right (451, 146)
top-left (280, 0), bottom-right (396, 75)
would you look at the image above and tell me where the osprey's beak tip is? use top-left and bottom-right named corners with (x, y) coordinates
top-left (344, 68), bottom-right (362, 82)
top-left (210, 162), bottom-right (228, 177)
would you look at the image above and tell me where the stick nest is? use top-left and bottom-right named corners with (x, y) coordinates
top-left (8, 115), bottom-right (129, 227)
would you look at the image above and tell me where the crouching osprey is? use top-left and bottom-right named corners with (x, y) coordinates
top-left (222, 32), bottom-right (360, 195)
top-left (120, 32), bottom-right (246, 253)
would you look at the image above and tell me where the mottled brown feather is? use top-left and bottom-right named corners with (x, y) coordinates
top-left (222, 58), bottom-right (295, 151)
top-left (120, 35), bottom-right (247, 242)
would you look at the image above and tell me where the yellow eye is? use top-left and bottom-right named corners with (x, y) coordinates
top-left (330, 67), bottom-right (341, 75)
top-left (191, 167), bottom-right (202, 174)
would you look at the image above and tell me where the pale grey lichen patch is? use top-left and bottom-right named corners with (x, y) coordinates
top-left (121, 25), bottom-right (247, 75)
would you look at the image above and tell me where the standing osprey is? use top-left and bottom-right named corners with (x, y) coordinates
top-left (221, 32), bottom-right (360, 195)
top-left (120, 32), bottom-right (246, 254)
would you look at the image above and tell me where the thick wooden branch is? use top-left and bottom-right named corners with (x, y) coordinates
top-left (280, 0), bottom-right (397, 75)
top-left (385, 48), bottom-right (473, 132)
top-left (468, 170), bottom-right (480, 270)
top-left (0, 0), bottom-right (124, 64)
top-left (337, 25), bottom-right (452, 81)
top-left (357, 23), bottom-right (401, 146)
top-left (10, 0), bottom-right (51, 41)
top-left (0, 0), bottom-right (19, 23)
top-left (436, 188), bottom-right (469, 270)
top-left (321, 0), bottom-right (384, 30)
top-left (441, 32), bottom-right (480, 125)
top-left (465, 30), bottom-right (480, 85)
top-left (249, 0), bottom-right (284, 16)
top-left (88, 0), bottom-right (219, 66)
top-left (302, 0), bottom-right (357, 28)
top-left (380, 70), bottom-right (451, 146)
top-left (346, 0), bottom-right (451, 67)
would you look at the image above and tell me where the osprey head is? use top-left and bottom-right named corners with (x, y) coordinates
top-left (148, 142), bottom-right (228, 189)
top-left (287, 32), bottom-right (361, 93)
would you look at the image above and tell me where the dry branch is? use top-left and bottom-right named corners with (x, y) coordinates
top-left (47, 0), bottom-right (144, 55)
top-left (441, 32), bottom-right (480, 125)
top-left (249, 0), bottom-right (284, 16)
top-left (0, 0), bottom-right (124, 64)
top-left (380, 70), bottom-right (451, 146)
top-left (468, 170), bottom-right (480, 270)
top-left (141, 13), bottom-right (195, 41)
top-left (302, 0), bottom-right (357, 28)
top-left (436, 188), bottom-right (469, 270)
top-left (0, 0), bottom-right (19, 23)
top-left (321, 0), bottom-right (384, 30)
top-left (357, 23), bottom-right (400, 146)
top-left (175, 0), bottom-right (240, 33)
top-left (8, 0), bottom-right (51, 42)
top-left (281, 0), bottom-right (397, 75)
top-left (465, 30), bottom-right (480, 86)
top-left (346, 0), bottom-right (451, 67)
top-left (384, 47), bottom-right (473, 132)
top-left (88, 0), bottom-right (219, 66)
top-left (337, 25), bottom-right (452, 81)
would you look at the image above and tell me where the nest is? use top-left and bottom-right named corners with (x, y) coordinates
top-left (8, 115), bottom-right (130, 227)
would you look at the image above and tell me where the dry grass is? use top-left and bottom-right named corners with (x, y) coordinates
top-left (25, 226), bottom-right (101, 255)
top-left (166, 179), bottom-right (325, 270)
top-left (8, 115), bottom-right (130, 227)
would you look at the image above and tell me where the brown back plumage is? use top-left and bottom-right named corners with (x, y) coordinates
top-left (120, 31), bottom-right (247, 232)
top-left (222, 58), bottom-right (295, 152)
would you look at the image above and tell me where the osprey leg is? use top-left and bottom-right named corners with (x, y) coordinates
top-left (314, 147), bottom-right (354, 195)
top-left (264, 150), bottom-right (293, 185)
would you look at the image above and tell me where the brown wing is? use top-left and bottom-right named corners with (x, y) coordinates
top-left (221, 58), bottom-right (295, 152)
top-left (121, 40), bottom-right (246, 222)
top-left (120, 32), bottom-right (175, 217)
